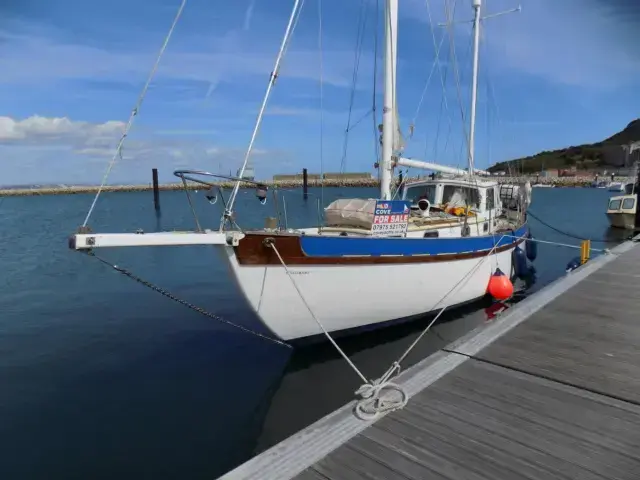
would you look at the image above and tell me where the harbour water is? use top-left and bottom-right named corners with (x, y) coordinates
top-left (0, 186), bottom-right (629, 479)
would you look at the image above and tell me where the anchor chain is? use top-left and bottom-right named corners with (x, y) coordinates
top-left (86, 251), bottom-right (292, 349)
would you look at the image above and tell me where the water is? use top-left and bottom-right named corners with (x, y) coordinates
top-left (0, 186), bottom-right (629, 479)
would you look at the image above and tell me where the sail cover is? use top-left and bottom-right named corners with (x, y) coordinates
top-left (324, 198), bottom-right (376, 229)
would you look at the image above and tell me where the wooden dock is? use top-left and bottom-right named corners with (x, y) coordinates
top-left (220, 236), bottom-right (640, 480)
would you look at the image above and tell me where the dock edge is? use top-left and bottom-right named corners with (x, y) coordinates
top-left (219, 235), bottom-right (639, 480)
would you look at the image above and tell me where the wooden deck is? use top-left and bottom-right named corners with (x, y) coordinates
top-left (220, 237), bottom-right (640, 480)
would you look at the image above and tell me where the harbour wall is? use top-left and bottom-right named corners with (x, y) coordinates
top-left (0, 175), bottom-right (632, 197)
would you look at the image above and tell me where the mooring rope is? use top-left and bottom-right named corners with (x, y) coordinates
top-left (87, 251), bottom-right (292, 349)
top-left (266, 233), bottom-right (522, 421)
top-left (526, 209), bottom-right (612, 244)
top-left (264, 238), bottom-right (409, 420)
top-left (369, 234), bottom-right (511, 393)
top-left (504, 234), bottom-right (608, 253)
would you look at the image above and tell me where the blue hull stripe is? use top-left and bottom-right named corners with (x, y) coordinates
top-left (300, 224), bottom-right (528, 257)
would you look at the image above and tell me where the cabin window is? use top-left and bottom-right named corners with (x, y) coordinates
top-left (486, 188), bottom-right (495, 210)
top-left (622, 198), bottom-right (635, 210)
top-left (406, 184), bottom-right (436, 205)
top-left (609, 199), bottom-right (622, 210)
top-left (442, 185), bottom-right (480, 209)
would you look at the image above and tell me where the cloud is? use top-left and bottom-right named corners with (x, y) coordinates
top-left (483, 0), bottom-right (640, 89)
top-left (155, 129), bottom-right (220, 136)
top-left (0, 115), bottom-right (125, 144)
top-left (0, 22), bottom-right (366, 91)
top-left (265, 106), bottom-right (318, 116)
top-left (243, 0), bottom-right (256, 31)
top-left (0, 114), bottom-right (294, 184)
top-left (400, 0), bottom-right (640, 90)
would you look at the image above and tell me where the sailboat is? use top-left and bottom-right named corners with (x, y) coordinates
top-left (69, 0), bottom-right (533, 342)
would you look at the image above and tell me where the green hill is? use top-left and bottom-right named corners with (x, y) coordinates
top-left (488, 119), bottom-right (640, 174)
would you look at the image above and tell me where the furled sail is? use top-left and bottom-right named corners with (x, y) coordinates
top-left (393, 104), bottom-right (405, 153)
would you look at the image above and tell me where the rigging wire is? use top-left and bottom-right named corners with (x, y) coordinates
top-left (480, 28), bottom-right (518, 178)
top-left (443, 0), bottom-right (472, 171)
top-left (318, 0), bottom-right (325, 209)
top-left (339, 0), bottom-right (370, 174)
top-left (82, 0), bottom-right (187, 227)
top-left (452, 30), bottom-right (476, 171)
top-left (371, 0), bottom-right (381, 170)
top-left (408, 30), bottom-right (447, 139)
top-left (424, 0), bottom-right (454, 165)
top-left (226, 0), bottom-right (306, 220)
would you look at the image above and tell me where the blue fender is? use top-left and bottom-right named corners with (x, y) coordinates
top-left (512, 246), bottom-right (529, 279)
top-left (566, 256), bottom-right (581, 273)
top-left (525, 231), bottom-right (538, 261)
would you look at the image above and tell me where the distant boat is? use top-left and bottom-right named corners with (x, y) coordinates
top-left (607, 193), bottom-right (637, 229)
top-left (532, 184), bottom-right (553, 188)
top-left (237, 162), bottom-right (255, 181)
top-left (609, 182), bottom-right (624, 192)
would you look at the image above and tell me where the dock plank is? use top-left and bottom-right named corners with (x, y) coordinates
top-left (295, 470), bottom-right (329, 480)
top-left (298, 360), bottom-right (640, 480)
top-left (478, 250), bottom-right (640, 404)
top-left (312, 442), bottom-right (414, 480)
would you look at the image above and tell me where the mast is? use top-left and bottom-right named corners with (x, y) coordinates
top-left (379, 0), bottom-right (398, 200)
top-left (468, 0), bottom-right (482, 177)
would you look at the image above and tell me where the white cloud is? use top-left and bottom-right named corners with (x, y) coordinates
top-left (243, 0), bottom-right (256, 31)
top-left (0, 26), bottom-right (366, 90)
top-left (155, 129), bottom-right (219, 136)
top-left (0, 114), bottom-right (293, 184)
top-left (0, 115), bottom-right (124, 142)
top-left (401, 0), bottom-right (640, 90)
top-left (73, 146), bottom-right (116, 157)
top-left (265, 106), bottom-right (318, 116)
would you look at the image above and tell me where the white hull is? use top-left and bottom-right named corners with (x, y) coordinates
top-left (222, 244), bottom-right (517, 341)
top-left (607, 212), bottom-right (636, 230)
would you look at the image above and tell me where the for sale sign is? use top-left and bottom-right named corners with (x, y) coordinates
top-left (371, 200), bottom-right (410, 237)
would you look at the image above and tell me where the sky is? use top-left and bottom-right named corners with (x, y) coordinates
top-left (1, 0), bottom-right (640, 185)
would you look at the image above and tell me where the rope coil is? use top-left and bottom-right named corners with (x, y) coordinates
top-left (354, 379), bottom-right (408, 421)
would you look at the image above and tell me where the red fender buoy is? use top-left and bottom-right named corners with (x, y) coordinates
top-left (487, 268), bottom-right (513, 301)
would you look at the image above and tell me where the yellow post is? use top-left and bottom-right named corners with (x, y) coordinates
top-left (580, 239), bottom-right (591, 264)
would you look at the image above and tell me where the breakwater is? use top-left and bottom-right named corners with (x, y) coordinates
top-left (0, 178), bottom-right (380, 197)
top-left (0, 175), bottom-right (632, 197)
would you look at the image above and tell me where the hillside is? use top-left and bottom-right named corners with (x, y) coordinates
top-left (488, 119), bottom-right (640, 174)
